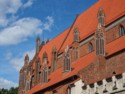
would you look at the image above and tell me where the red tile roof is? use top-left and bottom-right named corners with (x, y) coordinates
top-left (106, 36), bottom-right (125, 56)
top-left (27, 0), bottom-right (125, 93)
top-left (28, 36), bottom-right (125, 94)
top-left (27, 52), bottom-right (95, 94)
top-left (59, 0), bottom-right (125, 53)
top-left (32, 28), bottom-right (70, 68)
top-left (32, 0), bottom-right (125, 68)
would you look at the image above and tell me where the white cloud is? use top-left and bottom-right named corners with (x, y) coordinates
top-left (0, 77), bottom-right (18, 89)
top-left (10, 49), bottom-right (35, 71)
top-left (0, 16), bottom-right (54, 45)
top-left (0, 0), bottom-right (35, 27)
top-left (23, 0), bottom-right (33, 8)
top-left (0, 0), bottom-right (22, 26)
top-left (43, 16), bottom-right (54, 31)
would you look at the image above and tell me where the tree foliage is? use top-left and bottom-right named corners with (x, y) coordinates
top-left (0, 87), bottom-right (18, 94)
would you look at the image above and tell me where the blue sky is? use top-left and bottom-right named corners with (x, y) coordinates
top-left (0, 0), bottom-right (97, 89)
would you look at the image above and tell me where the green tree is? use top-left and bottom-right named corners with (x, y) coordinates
top-left (0, 87), bottom-right (18, 94)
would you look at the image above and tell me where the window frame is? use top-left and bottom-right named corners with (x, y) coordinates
top-left (88, 42), bottom-right (94, 53)
top-left (119, 25), bottom-right (125, 36)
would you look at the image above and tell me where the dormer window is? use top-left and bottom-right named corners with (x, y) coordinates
top-left (119, 25), bottom-right (125, 36)
top-left (74, 28), bottom-right (79, 42)
top-left (89, 42), bottom-right (94, 53)
top-left (98, 8), bottom-right (105, 26)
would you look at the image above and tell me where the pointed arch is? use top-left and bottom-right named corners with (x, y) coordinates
top-left (119, 25), bottom-right (125, 36)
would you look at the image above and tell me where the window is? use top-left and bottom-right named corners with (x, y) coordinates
top-left (89, 42), bottom-right (93, 52)
top-left (67, 84), bottom-right (75, 94)
top-left (36, 60), bottom-right (40, 82)
top-left (98, 8), bottom-right (105, 26)
top-left (38, 72), bottom-right (41, 82)
top-left (30, 67), bottom-right (32, 74)
top-left (52, 47), bottom-right (57, 71)
top-left (52, 90), bottom-right (57, 94)
top-left (96, 34), bottom-right (99, 55)
top-left (37, 60), bottom-right (40, 72)
top-left (43, 68), bottom-right (48, 82)
top-left (31, 76), bottom-right (34, 87)
top-left (64, 54), bottom-right (71, 71)
top-left (68, 87), bottom-right (71, 94)
top-left (75, 47), bottom-right (79, 59)
top-left (43, 52), bottom-right (48, 65)
top-left (74, 28), bottom-right (79, 42)
top-left (100, 33), bottom-right (105, 55)
top-left (26, 81), bottom-right (30, 91)
top-left (119, 25), bottom-right (125, 36)
top-left (24, 69), bottom-right (27, 84)
top-left (95, 32), bottom-right (105, 55)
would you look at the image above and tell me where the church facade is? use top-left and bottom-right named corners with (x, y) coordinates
top-left (18, 0), bottom-right (125, 94)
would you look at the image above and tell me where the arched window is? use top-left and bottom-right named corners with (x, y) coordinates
top-left (98, 8), bottom-right (105, 26)
top-left (74, 28), bottom-right (79, 42)
top-left (75, 47), bottom-right (79, 59)
top-left (119, 25), bottom-right (125, 36)
top-left (64, 54), bottom-right (71, 72)
top-left (89, 42), bottom-right (94, 53)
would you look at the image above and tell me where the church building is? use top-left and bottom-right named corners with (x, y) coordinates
top-left (18, 0), bottom-right (125, 94)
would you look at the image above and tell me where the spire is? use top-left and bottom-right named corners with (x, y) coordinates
top-left (97, 7), bottom-right (105, 26)
top-left (36, 36), bottom-right (40, 42)
top-left (24, 54), bottom-right (29, 66)
top-left (36, 36), bottom-right (40, 54)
